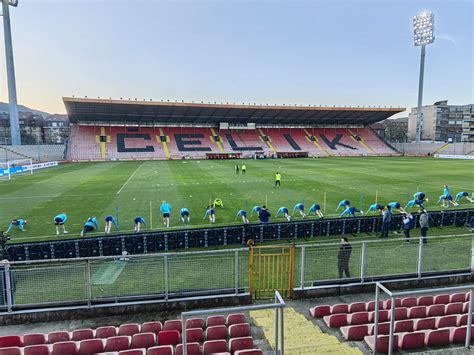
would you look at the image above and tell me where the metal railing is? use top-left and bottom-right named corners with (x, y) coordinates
top-left (180, 291), bottom-right (286, 355)
top-left (374, 282), bottom-right (474, 355)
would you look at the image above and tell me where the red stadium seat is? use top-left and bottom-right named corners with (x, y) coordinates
top-left (417, 295), bottom-right (434, 307)
top-left (119, 324), bottom-right (141, 336)
top-left (51, 341), bottom-right (78, 355)
top-left (131, 333), bottom-right (156, 349)
top-left (383, 298), bottom-right (401, 310)
top-left (434, 294), bottom-right (450, 305)
top-left (176, 342), bottom-right (201, 355)
top-left (330, 304), bottom-right (348, 315)
top-left (206, 316), bottom-right (226, 328)
top-left (206, 325), bottom-right (228, 341)
top-left (436, 315), bottom-right (458, 328)
top-left (408, 306), bottom-right (427, 319)
top-left (147, 345), bottom-right (174, 355)
top-left (368, 310), bottom-right (389, 323)
top-left (394, 320), bottom-right (413, 333)
top-left (309, 305), bottom-right (330, 318)
top-left (323, 314), bottom-right (347, 328)
top-left (96, 326), bottom-right (118, 339)
top-left (78, 339), bottom-right (105, 355)
top-left (366, 301), bottom-right (384, 312)
top-left (457, 314), bottom-right (473, 327)
top-left (427, 304), bottom-right (445, 317)
top-left (142, 322), bottom-right (162, 335)
top-left (368, 322), bottom-right (390, 335)
top-left (105, 336), bottom-right (131, 352)
top-left (400, 297), bottom-right (418, 308)
top-left (450, 293), bottom-right (467, 303)
top-left (203, 339), bottom-right (227, 354)
top-left (390, 307), bottom-right (408, 321)
top-left (347, 312), bottom-right (369, 326)
top-left (23, 333), bottom-right (46, 346)
top-left (424, 328), bottom-right (450, 347)
top-left (364, 335), bottom-right (399, 353)
top-left (229, 323), bottom-right (251, 338)
top-left (157, 331), bottom-right (180, 346)
top-left (185, 318), bottom-right (204, 329)
top-left (0, 336), bottom-right (22, 349)
top-left (47, 331), bottom-right (71, 344)
top-left (72, 329), bottom-right (94, 341)
top-left (163, 320), bottom-right (182, 333)
top-left (0, 348), bottom-right (21, 355)
top-left (185, 328), bottom-right (204, 343)
top-left (348, 302), bottom-right (366, 313)
top-left (398, 331), bottom-right (425, 350)
top-left (446, 302), bottom-right (464, 315)
top-left (449, 326), bottom-right (474, 344)
top-left (414, 317), bottom-right (437, 331)
top-left (24, 345), bottom-right (50, 355)
top-left (463, 302), bottom-right (470, 313)
top-left (227, 314), bottom-right (246, 326)
top-left (340, 325), bottom-right (370, 341)
top-left (234, 350), bottom-right (263, 355)
top-left (120, 350), bottom-right (146, 355)
top-left (229, 337), bottom-right (253, 354)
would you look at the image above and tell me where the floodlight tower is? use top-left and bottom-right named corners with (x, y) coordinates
top-left (413, 11), bottom-right (435, 143)
top-left (2, 0), bottom-right (20, 145)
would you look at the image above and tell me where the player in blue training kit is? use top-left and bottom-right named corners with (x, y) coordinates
top-left (293, 203), bottom-right (306, 218)
top-left (81, 217), bottom-right (98, 237)
top-left (53, 213), bottom-right (68, 236)
top-left (367, 203), bottom-right (384, 214)
top-left (160, 201), bottom-right (172, 228)
top-left (251, 206), bottom-right (262, 218)
top-left (180, 208), bottom-right (190, 224)
top-left (236, 210), bottom-right (249, 224)
top-left (104, 215), bottom-right (118, 234)
top-left (388, 202), bottom-right (406, 214)
top-left (340, 206), bottom-right (363, 218)
top-left (134, 217), bottom-right (146, 233)
top-left (455, 191), bottom-right (473, 203)
top-left (204, 206), bottom-right (216, 224)
top-left (6, 219), bottom-right (27, 233)
top-left (336, 199), bottom-right (350, 211)
top-left (437, 185), bottom-right (456, 207)
top-left (405, 192), bottom-right (427, 209)
top-left (308, 204), bottom-right (324, 218)
top-left (276, 207), bottom-right (291, 221)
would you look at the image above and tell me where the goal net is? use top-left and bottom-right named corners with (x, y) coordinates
top-left (0, 159), bottom-right (33, 180)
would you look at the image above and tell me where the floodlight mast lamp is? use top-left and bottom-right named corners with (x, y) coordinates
top-left (2, 0), bottom-right (20, 145)
top-left (413, 11), bottom-right (435, 143)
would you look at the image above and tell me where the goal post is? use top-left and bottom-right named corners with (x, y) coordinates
top-left (0, 158), bottom-right (33, 180)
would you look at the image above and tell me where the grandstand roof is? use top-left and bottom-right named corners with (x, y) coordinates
top-left (63, 97), bottom-right (404, 126)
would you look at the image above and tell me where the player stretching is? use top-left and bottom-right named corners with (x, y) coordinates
top-left (6, 219), bottom-right (27, 233)
top-left (340, 206), bottom-right (363, 218)
top-left (367, 203), bottom-right (384, 214)
top-left (180, 208), bottom-right (190, 224)
top-left (251, 206), bottom-right (262, 218)
top-left (437, 185), bottom-right (456, 207)
top-left (53, 213), bottom-right (68, 236)
top-left (80, 217), bottom-right (98, 237)
top-left (134, 217), bottom-right (146, 232)
top-left (388, 202), bottom-right (406, 214)
top-left (308, 203), bottom-right (324, 218)
top-left (405, 192), bottom-right (427, 209)
top-left (204, 206), bottom-right (216, 224)
top-left (160, 201), bottom-right (172, 228)
top-left (455, 191), bottom-right (473, 203)
top-left (293, 203), bottom-right (306, 218)
top-left (276, 207), bottom-right (291, 221)
top-left (236, 210), bottom-right (249, 224)
top-left (336, 199), bottom-right (350, 211)
top-left (104, 215), bottom-right (118, 234)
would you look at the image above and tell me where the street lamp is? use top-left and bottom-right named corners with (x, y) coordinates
top-left (413, 11), bottom-right (435, 143)
top-left (1, 0), bottom-right (20, 145)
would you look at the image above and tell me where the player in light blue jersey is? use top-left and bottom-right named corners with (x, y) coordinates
top-left (80, 217), bottom-right (98, 237)
top-left (336, 199), bottom-right (350, 211)
top-left (236, 210), bottom-right (249, 224)
top-left (251, 206), bottom-right (262, 218)
top-left (104, 215), bottom-right (118, 234)
top-left (160, 201), bottom-right (172, 228)
top-left (455, 191), bottom-right (473, 203)
top-left (53, 213), bottom-right (68, 236)
top-left (388, 202), bottom-right (406, 213)
top-left (276, 207), bottom-right (291, 221)
top-left (308, 204), bottom-right (324, 218)
top-left (293, 203), bottom-right (306, 218)
top-left (6, 219), bottom-right (27, 233)
top-left (204, 206), bottom-right (216, 223)
top-left (367, 203), bottom-right (384, 214)
top-left (340, 206), bottom-right (363, 218)
top-left (134, 217), bottom-right (146, 233)
top-left (180, 208), bottom-right (190, 224)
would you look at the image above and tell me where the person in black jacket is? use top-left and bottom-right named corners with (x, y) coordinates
top-left (258, 206), bottom-right (271, 224)
top-left (338, 238), bottom-right (352, 278)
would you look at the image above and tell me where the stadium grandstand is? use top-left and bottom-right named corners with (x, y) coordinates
top-left (64, 97), bottom-right (403, 161)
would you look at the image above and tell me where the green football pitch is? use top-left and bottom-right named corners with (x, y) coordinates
top-left (0, 156), bottom-right (473, 244)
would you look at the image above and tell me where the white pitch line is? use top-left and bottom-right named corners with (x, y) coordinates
top-left (116, 162), bottom-right (144, 195)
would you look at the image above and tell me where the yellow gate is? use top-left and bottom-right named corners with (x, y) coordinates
top-left (249, 245), bottom-right (295, 299)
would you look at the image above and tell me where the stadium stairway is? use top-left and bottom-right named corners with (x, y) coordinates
top-left (250, 307), bottom-right (361, 354)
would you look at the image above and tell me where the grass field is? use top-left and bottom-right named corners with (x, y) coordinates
top-left (0, 157), bottom-right (473, 244)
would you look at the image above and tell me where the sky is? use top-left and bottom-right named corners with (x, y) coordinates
top-left (0, 0), bottom-right (472, 116)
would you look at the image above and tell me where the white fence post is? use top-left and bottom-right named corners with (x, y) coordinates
top-left (300, 246), bottom-right (305, 289)
top-left (2, 260), bottom-right (13, 312)
top-left (164, 255), bottom-right (169, 301)
top-left (85, 260), bottom-right (92, 307)
top-left (417, 237), bottom-right (423, 278)
top-left (360, 242), bottom-right (366, 283)
top-left (234, 250), bottom-right (239, 294)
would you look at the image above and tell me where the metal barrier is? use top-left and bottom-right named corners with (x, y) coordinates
top-left (374, 282), bottom-right (474, 355)
top-left (180, 291), bottom-right (286, 355)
